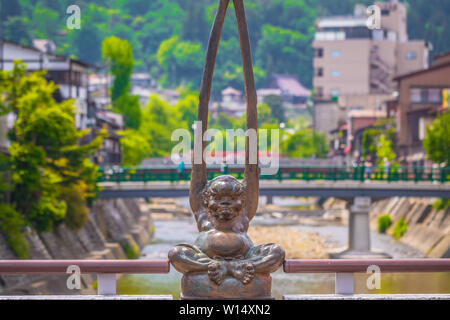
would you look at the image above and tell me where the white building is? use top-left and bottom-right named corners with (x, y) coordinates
top-left (0, 39), bottom-right (95, 130)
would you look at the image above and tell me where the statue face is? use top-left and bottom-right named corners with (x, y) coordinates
top-left (207, 194), bottom-right (242, 222)
top-left (204, 175), bottom-right (244, 223)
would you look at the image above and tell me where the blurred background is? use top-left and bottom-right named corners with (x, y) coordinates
top-left (0, 0), bottom-right (449, 298)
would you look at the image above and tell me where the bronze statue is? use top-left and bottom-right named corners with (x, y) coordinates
top-left (168, 0), bottom-right (285, 299)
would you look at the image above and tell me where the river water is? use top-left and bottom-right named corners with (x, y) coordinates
top-left (117, 197), bottom-right (450, 299)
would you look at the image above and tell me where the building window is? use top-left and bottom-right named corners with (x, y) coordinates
top-left (315, 48), bottom-right (323, 58)
top-left (331, 50), bottom-right (341, 58)
top-left (410, 88), bottom-right (443, 103)
top-left (331, 70), bottom-right (341, 77)
top-left (331, 89), bottom-right (340, 97)
top-left (372, 29), bottom-right (384, 41)
top-left (406, 51), bottom-right (417, 60)
top-left (429, 89), bottom-right (442, 103)
top-left (381, 9), bottom-right (390, 16)
top-left (316, 67), bottom-right (323, 77)
top-left (410, 88), bottom-right (421, 103)
top-left (315, 32), bottom-right (345, 41)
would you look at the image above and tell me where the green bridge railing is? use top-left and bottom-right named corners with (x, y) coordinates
top-left (98, 165), bottom-right (450, 184)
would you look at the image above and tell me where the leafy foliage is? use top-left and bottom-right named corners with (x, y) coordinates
top-left (0, 62), bottom-right (103, 233)
top-left (282, 128), bottom-right (329, 158)
top-left (361, 119), bottom-right (397, 164)
top-left (102, 36), bottom-right (142, 130)
top-left (392, 218), bottom-right (408, 239)
top-left (432, 198), bottom-right (450, 211)
top-left (119, 129), bottom-right (151, 167)
top-left (0, 203), bottom-right (29, 258)
top-left (263, 95), bottom-right (286, 123)
top-left (377, 214), bottom-right (392, 233)
top-left (423, 112), bottom-right (450, 165)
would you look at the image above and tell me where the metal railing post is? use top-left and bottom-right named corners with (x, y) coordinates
top-left (97, 274), bottom-right (116, 295)
top-left (335, 273), bottom-right (354, 295)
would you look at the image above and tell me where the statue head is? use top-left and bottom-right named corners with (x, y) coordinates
top-left (203, 175), bottom-right (245, 222)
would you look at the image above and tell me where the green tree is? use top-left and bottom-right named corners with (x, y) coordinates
top-left (423, 112), bottom-right (450, 210)
top-left (255, 23), bottom-right (313, 88)
top-left (376, 134), bottom-right (396, 166)
top-left (263, 95), bottom-right (286, 123)
top-left (361, 119), bottom-right (396, 162)
top-left (102, 36), bottom-right (134, 102)
top-left (0, 61), bottom-right (103, 233)
top-left (138, 94), bottom-right (178, 157)
top-left (282, 128), bottom-right (328, 158)
top-left (423, 112), bottom-right (450, 165)
top-left (180, 0), bottom-right (209, 45)
top-left (119, 129), bottom-right (151, 166)
top-left (257, 103), bottom-right (276, 127)
top-left (31, 3), bottom-right (59, 39)
top-left (175, 92), bottom-right (199, 132)
top-left (102, 36), bottom-right (141, 129)
top-left (156, 35), bottom-right (204, 88)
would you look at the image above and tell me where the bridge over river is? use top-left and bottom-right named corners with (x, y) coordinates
top-left (97, 165), bottom-right (450, 260)
top-left (98, 165), bottom-right (450, 199)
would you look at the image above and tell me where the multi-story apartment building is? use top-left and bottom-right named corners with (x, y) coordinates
top-left (313, 0), bottom-right (430, 110)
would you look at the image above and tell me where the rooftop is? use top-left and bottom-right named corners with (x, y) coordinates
top-left (222, 87), bottom-right (242, 96)
top-left (257, 88), bottom-right (282, 96)
top-left (349, 110), bottom-right (387, 118)
top-left (270, 74), bottom-right (310, 97)
top-left (32, 39), bottom-right (56, 53)
top-left (316, 17), bottom-right (368, 29)
top-left (1, 38), bottom-right (96, 69)
top-left (394, 53), bottom-right (450, 81)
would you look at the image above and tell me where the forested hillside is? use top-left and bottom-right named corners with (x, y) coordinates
top-left (1, 0), bottom-right (449, 95)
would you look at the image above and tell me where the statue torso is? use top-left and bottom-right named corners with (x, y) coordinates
top-left (195, 229), bottom-right (253, 260)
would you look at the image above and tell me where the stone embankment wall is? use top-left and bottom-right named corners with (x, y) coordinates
top-left (0, 198), bottom-right (153, 295)
top-left (322, 197), bottom-right (449, 258)
top-left (369, 197), bottom-right (449, 258)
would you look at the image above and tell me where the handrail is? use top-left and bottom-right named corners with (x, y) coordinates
top-left (284, 259), bottom-right (450, 273)
top-left (284, 258), bottom-right (450, 295)
top-left (97, 165), bottom-right (450, 184)
top-left (0, 259), bottom-right (170, 274)
top-left (0, 259), bottom-right (449, 297)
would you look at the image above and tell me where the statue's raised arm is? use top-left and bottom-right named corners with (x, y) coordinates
top-left (189, 0), bottom-right (259, 222)
top-left (235, 0), bottom-right (259, 221)
top-left (189, 0), bottom-right (230, 214)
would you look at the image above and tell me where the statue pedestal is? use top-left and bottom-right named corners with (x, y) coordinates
top-left (180, 274), bottom-right (273, 300)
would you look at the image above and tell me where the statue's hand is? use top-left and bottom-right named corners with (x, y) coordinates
top-left (208, 261), bottom-right (227, 285)
top-left (230, 261), bottom-right (255, 284)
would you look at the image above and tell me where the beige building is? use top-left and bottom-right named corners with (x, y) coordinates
top-left (313, 0), bottom-right (430, 110)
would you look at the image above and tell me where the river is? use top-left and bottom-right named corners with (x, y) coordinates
top-left (117, 197), bottom-right (450, 299)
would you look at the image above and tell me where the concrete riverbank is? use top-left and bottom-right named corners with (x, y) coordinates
top-left (323, 197), bottom-right (449, 258)
top-left (0, 198), bottom-right (153, 295)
